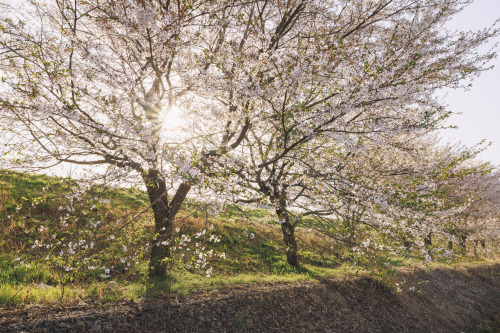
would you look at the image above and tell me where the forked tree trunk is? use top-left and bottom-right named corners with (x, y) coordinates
top-left (144, 170), bottom-right (191, 278)
top-left (277, 210), bottom-right (299, 267)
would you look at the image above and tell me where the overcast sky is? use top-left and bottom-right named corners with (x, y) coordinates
top-left (440, 0), bottom-right (500, 165)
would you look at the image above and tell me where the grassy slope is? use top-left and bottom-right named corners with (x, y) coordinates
top-left (1, 170), bottom-right (497, 310)
top-left (2, 262), bottom-right (499, 332)
top-left (0, 170), bottom-right (346, 307)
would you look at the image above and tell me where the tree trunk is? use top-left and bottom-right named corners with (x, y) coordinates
top-left (459, 235), bottom-right (467, 252)
top-left (401, 235), bottom-right (412, 251)
top-left (282, 222), bottom-right (299, 266)
top-left (144, 170), bottom-right (191, 278)
top-left (276, 209), bottom-right (299, 267)
top-left (424, 232), bottom-right (432, 247)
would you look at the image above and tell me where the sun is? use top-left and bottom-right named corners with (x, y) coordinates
top-left (162, 105), bottom-right (184, 130)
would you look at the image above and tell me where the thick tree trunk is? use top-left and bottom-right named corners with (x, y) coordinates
top-left (144, 170), bottom-right (191, 278)
top-left (144, 170), bottom-right (170, 278)
top-left (276, 208), bottom-right (299, 267)
top-left (281, 222), bottom-right (299, 266)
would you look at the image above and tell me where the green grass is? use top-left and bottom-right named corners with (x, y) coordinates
top-left (0, 170), bottom-right (352, 307)
top-left (0, 170), bottom-right (496, 308)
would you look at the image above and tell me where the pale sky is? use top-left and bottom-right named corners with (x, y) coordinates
top-left (440, 0), bottom-right (500, 165)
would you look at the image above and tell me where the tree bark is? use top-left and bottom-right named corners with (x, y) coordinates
top-left (459, 235), bottom-right (467, 253)
top-left (424, 232), bottom-right (432, 247)
top-left (277, 210), bottom-right (299, 267)
top-left (144, 169), bottom-right (191, 278)
top-left (282, 222), bottom-right (299, 266)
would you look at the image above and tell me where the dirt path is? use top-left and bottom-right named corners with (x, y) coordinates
top-left (1, 263), bottom-right (499, 332)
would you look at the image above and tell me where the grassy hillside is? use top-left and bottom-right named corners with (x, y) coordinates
top-left (0, 170), bottom-right (347, 307)
top-left (1, 170), bottom-right (496, 309)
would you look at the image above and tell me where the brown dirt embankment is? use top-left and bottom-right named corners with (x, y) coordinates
top-left (1, 263), bottom-right (499, 332)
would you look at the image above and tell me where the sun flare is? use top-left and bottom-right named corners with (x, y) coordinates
top-left (163, 105), bottom-right (184, 130)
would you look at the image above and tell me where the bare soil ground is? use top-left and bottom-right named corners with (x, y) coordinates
top-left (1, 263), bottom-right (499, 333)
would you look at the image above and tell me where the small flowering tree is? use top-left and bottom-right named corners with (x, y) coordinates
top-left (305, 136), bottom-right (500, 265)
top-left (5, 177), bottom-right (148, 282)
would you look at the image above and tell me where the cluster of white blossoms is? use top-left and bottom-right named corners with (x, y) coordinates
top-left (170, 224), bottom-right (225, 278)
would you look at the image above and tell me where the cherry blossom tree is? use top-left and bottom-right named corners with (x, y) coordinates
top-left (193, 0), bottom-right (498, 265)
top-left (441, 164), bottom-right (500, 254)
top-left (0, 0), bottom-right (257, 278)
top-left (1, 0), bottom-right (498, 275)
top-left (224, 130), bottom-right (494, 266)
